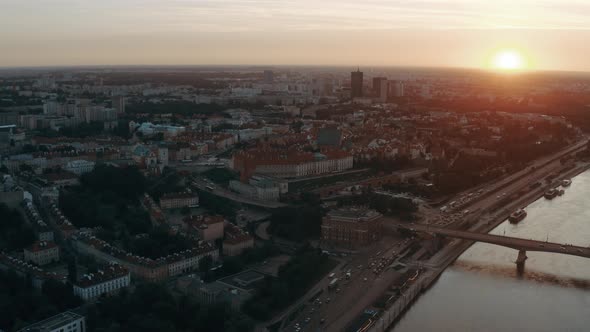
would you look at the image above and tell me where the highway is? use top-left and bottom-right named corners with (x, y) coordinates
top-left (364, 139), bottom-right (590, 332)
top-left (441, 138), bottom-right (589, 221)
top-left (265, 138), bottom-right (590, 332)
top-left (392, 222), bottom-right (590, 259)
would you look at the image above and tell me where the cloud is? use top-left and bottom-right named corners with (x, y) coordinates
top-left (0, 0), bottom-right (589, 69)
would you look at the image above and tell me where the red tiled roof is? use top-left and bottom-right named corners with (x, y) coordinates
top-left (26, 241), bottom-right (58, 253)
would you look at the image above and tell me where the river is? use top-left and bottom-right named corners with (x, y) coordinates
top-left (393, 171), bottom-right (590, 332)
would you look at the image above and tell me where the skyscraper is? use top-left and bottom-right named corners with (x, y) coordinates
top-left (351, 69), bottom-right (363, 99)
top-left (373, 77), bottom-right (388, 102)
top-left (263, 70), bottom-right (274, 83)
top-left (393, 81), bottom-right (405, 97)
top-left (111, 96), bottom-right (126, 114)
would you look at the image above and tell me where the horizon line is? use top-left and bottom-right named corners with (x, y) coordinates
top-left (1, 63), bottom-right (589, 76)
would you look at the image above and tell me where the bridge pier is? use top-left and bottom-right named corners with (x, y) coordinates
top-left (515, 250), bottom-right (527, 274)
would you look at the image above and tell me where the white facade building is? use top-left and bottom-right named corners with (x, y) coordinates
top-left (24, 241), bottom-right (60, 266)
top-left (19, 311), bottom-right (85, 332)
top-left (64, 160), bottom-right (96, 175)
top-left (167, 245), bottom-right (219, 277)
top-left (73, 265), bottom-right (131, 301)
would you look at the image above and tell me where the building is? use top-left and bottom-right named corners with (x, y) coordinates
top-left (159, 191), bottom-right (199, 209)
top-left (229, 178), bottom-right (280, 201)
top-left (18, 311), bottom-right (86, 332)
top-left (378, 79), bottom-right (389, 102)
top-left (73, 264), bottom-right (130, 301)
top-left (73, 233), bottom-right (218, 282)
top-left (231, 148), bottom-right (353, 181)
top-left (393, 81), bottom-right (405, 97)
top-left (194, 280), bottom-right (251, 311)
top-left (321, 208), bottom-right (383, 249)
top-left (373, 77), bottom-right (388, 102)
top-left (64, 159), bottom-right (95, 175)
top-left (317, 127), bottom-right (342, 147)
top-left (218, 269), bottom-right (266, 290)
top-left (185, 215), bottom-right (225, 242)
top-left (1, 252), bottom-right (66, 288)
top-left (24, 241), bottom-right (60, 266)
top-left (111, 96), bottom-right (126, 114)
top-left (23, 200), bottom-right (55, 242)
top-left (263, 70), bottom-right (274, 83)
top-left (223, 222), bottom-right (254, 256)
top-left (166, 243), bottom-right (219, 277)
top-left (351, 69), bottom-right (364, 99)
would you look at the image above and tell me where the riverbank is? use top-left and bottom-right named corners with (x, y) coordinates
top-left (368, 160), bottom-right (590, 332)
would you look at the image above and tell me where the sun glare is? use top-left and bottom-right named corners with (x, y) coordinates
top-left (491, 50), bottom-right (526, 71)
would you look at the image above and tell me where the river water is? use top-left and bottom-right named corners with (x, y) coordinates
top-left (393, 171), bottom-right (590, 332)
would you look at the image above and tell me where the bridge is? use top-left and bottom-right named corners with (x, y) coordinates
top-left (393, 223), bottom-right (590, 272)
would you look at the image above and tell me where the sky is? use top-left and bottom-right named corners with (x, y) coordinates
top-left (1, 0), bottom-right (590, 71)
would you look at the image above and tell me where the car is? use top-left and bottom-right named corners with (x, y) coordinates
top-left (363, 277), bottom-right (368, 282)
top-left (320, 318), bottom-right (326, 325)
top-left (326, 297), bottom-right (331, 303)
top-left (336, 288), bottom-right (340, 293)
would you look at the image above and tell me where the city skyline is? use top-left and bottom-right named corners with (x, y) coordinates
top-left (2, 0), bottom-right (590, 71)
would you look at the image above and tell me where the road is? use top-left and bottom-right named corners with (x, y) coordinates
top-left (440, 138), bottom-right (589, 222)
top-left (362, 139), bottom-right (590, 332)
top-left (275, 139), bottom-right (590, 332)
top-left (256, 258), bottom-right (346, 331)
top-left (282, 237), bottom-right (413, 332)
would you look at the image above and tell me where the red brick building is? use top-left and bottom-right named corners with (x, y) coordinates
top-left (321, 208), bottom-right (383, 249)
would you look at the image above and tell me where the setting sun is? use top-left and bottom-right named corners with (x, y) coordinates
top-left (491, 50), bottom-right (527, 71)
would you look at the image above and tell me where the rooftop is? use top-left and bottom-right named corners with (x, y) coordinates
top-left (161, 191), bottom-right (198, 200)
top-left (74, 264), bottom-right (129, 288)
top-left (25, 241), bottom-right (58, 253)
top-left (219, 269), bottom-right (266, 291)
top-left (223, 222), bottom-right (253, 245)
top-left (18, 311), bottom-right (83, 332)
top-left (184, 215), bottom-right (225, 227)
top-left (326, 208), bottom-right (382, 222)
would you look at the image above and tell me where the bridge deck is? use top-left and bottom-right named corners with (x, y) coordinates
top-left (394, 223), bottom-right (590, 259)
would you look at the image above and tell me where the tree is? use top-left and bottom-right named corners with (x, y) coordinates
top-left (0, 204), bottom-right (35, 250)
top-left (18, 164), bottom-right (34, 173)
top-left (67, 258), bottom-right (77, 283)
top-left (41, 279), bottom-right (82, 311)
top-left (198, 255), bottom-right (213, 272)
top-left (180, 206), bottom-right (191, 216)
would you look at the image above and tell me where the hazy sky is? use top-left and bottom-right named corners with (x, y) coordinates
top-left (1, 0), bottom-right (590, 71)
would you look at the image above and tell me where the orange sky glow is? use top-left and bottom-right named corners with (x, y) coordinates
top-left (1, 1), bottom-right (589, 71)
